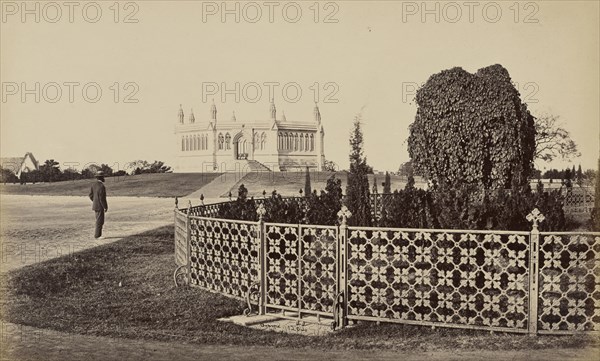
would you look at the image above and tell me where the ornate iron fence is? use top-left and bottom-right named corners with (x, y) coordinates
top-left (563, 187), bottom-right (595, 215)
top-left (173, 201), bottom-right (600, 335)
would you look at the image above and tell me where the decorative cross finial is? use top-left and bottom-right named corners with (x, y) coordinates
top-left (526, 208), bottom-right (545, 231)
top-left (337, 205), bottom-right (352, 227)
top-left (256, 203), bottom-right (267, 221)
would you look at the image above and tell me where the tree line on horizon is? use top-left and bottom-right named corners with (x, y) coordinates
top-left (0, 160), bottom-right (172, 184)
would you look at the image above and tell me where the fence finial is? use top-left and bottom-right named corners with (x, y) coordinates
top-left (175, 196), bottom-right (179, 209)
top-left (188, 200), bottom-right (192, 210)
top-left (256, 203), bottom-right (267, 221)
top-left (526, 208), bottom-right (545, 231)
top-left (337, 205), bottom-right (352, 227)
top-left (200, 194), bottom-right (205, 205)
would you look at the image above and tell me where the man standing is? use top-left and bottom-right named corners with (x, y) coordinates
top-left (89, 171), bottom-right (108, 239)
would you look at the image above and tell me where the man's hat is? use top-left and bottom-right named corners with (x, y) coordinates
top-left (96, 171), bottom-right (105, 178)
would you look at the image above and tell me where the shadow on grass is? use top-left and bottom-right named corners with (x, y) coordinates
top-left (1, 225), bottom-right (598, 351)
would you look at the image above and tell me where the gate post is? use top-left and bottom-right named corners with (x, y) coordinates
top-left (526, 208), bottom-right (545, 336)
top-left (257, 204), bottom-right (267, 315)
top-left (337, 206), bottom-right (352, 329)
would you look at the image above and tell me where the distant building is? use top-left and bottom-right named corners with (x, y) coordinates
top-left (0, 152), bottom-right (39, 177)
top-left (174, 99), bottom-right (325, 172)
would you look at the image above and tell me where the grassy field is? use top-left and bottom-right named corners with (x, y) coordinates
top-left (1, 225), bottom-right (596, 352)
top-left (0, 173), bottom-right (222, 198)
top-left (227, 171), bottom-right (420, 197)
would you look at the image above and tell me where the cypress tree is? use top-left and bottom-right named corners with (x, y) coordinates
top-left (345, 113), bottom-right (372, 226)
top-left (383, 171), bottom-right (391, 194)
top-left (304, 166), bottom-right (312, 197)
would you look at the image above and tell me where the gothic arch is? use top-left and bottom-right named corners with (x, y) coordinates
top-left (218, 133), bottom-right (224, 150)
top-left (260, 132), bottom-right (266, 150)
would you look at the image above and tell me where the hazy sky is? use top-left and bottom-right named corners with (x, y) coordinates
top-left (1, 1), bottom-right (599, 172)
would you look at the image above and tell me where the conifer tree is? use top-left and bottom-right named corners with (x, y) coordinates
top-left (304, 166), bottom-right (312, 197)
top-left (383, 171), bottom-right (391, 194)
top-left (345, 113), bottom-right (372, 226)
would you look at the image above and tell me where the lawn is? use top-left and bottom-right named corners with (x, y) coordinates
top-left (1, 226), bottom-right (597, 351)
top-left (0, 173), bottom-right (222, 198)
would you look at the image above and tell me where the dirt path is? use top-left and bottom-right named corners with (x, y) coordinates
top-left (0, 195), bottom-right (175, 274)
top-left (0, 322), bottom-right (596, 361)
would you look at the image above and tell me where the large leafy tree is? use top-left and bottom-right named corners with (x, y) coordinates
top-left (534, 114), bottom-right (580, 163)
top-left (408, 65), bottom-right (536, 190)
top-left (345, 113), bottom-right (372, 226)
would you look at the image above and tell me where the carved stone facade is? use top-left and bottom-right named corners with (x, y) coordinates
top-left (174, 100), bottom-right (325, 172)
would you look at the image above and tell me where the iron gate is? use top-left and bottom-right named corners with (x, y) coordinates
top-left (263, 223), bottom-right (339, 327)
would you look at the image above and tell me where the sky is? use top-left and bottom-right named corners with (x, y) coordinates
top-left (1, 0), bottom-right (599, 173)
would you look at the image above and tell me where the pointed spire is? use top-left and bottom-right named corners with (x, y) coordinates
top-left (178, 104), bottom-right (184, 124)
top-left (189, 108), bottom-right (195, 123)
top-left (210, 99), bottom-right (217, 122)
top-left (281, 110), bottom-right (287, 121)
top-left (231, 111), bottom-right (236, 121)
top-left (270, 98), bottom-right (276, 121)
top-left (313, 102), bottom-right (321, 123)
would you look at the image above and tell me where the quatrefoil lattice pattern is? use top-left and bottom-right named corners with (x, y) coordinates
top-left (264, 224), bottom-right (338, 315)
top-left (300, 226), bottom-right (338, 314)
top-left (265, 224), bottom-right (301, 308)
top-left (189, 218), bottom-right (260, 301)
top-left (346, 228), bottom-right (530, 331)
top-left (538, 234), bottom-right (600, 332)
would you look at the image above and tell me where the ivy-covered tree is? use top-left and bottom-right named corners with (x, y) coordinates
top-left (407, 65), bottom-right (536, 190)
top-left (345, 113), bottom-right (372, 226)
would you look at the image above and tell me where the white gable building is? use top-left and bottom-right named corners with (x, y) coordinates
top-left (174, 100), bottom-right (325, 172)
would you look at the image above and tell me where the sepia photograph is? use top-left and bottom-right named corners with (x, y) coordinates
top-left (1, 1), bottom-right (599, 360)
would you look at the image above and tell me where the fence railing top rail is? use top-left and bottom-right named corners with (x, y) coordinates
top-left (188, 215), bottom-right (260, 225)
top-left (347, 225), bottom-right (531, 235)
top-left (539, 231), bottom-right (600, 236)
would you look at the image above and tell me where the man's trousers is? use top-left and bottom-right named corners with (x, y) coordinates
top-left (95, 210), bottom-right (105, 238)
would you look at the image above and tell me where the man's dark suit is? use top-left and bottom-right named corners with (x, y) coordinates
top-left (89, 180), bottom-right (108, 238)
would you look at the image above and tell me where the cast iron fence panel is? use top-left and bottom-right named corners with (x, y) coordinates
top-left (538, 232), bottom-right (600, 333)
top-left (263, 223), bottom-right (338, 323)
top-left (174, 209), bottom-right (188, 266)
top-left (346, 227), bottom-right (531, 332)
top-left (188, 216), bottom-right (260, 301)
top-left (175, 200), bottom-right (600, 335)
top-left (264, 223), bottom-right (301, 311)
top-left (563, 187), bottom-right (595, 215)
top-left (299, 225), bottom-right (338, 315)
